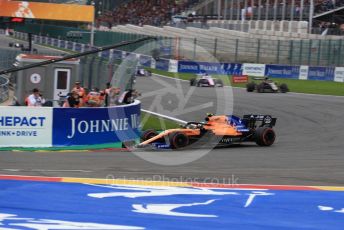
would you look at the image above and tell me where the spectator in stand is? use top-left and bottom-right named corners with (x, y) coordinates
top-left (108, 87), bottom-right (121, 106)
top-left (97, 0), bottom-right (187, 28)
top-left (102, 82), bottom-right (112, 107)
top-left (85, 88), bottom-right (103, 107)
top-left (63, 90), bottom-right (80, 108)
top-left (72, 81), bottom-right (86, 106)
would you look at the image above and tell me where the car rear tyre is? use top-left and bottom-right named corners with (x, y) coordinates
top-left (215, 79), bottom-right (224, 87)
top-left (246, 82), bottom-right (256, 92)
top-left (255, 127), bottom-right (276, 146)
top-left (169, 132), bottom-right (189, 149)
top-left (190, 78), bottom-right (196, 86)
top-left (257, 83), bottom-right (264, 93)
top-left (141, 129), bottom-right (158, 141)
top-left (279, 83), bottom-right (289, 93)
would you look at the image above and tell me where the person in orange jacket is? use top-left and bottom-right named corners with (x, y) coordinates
top-left (85, 88), bottom-right (103, 107)
top-left (72, 81), bottom-right (86, 107)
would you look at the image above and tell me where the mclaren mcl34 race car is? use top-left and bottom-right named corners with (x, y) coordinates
top-left (246, 77), bottom-right (289, 93)
top-left (190, 74), bottom-right (224, 87)
top-left (137, 114), bottom-right (277, 150)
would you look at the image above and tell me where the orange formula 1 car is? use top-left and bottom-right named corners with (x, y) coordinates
top-left (137, 114), bottom-right (277, 149)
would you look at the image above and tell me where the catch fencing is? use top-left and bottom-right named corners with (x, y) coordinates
top-left (0, 75), bottom-right (9, 103)
top-left (13, 23), bottom-right (344, 67)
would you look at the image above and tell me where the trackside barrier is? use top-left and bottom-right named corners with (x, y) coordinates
top-left (12, 31), bottom-right (344, 82)
top-left (0, 101), bottom-right (141, 147)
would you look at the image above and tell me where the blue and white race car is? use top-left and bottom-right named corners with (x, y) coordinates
top-left (190, 74), bottom-right (224, 87)
top-left (135, 67), bottom-right (152, 77)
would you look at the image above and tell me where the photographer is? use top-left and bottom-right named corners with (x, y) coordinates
top-left (63, 90), bottom-right (80, 108)
top-left (26, 88), bottom-right (46, 107)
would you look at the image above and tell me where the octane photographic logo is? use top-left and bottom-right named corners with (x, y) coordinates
top-left (108, 38), bottom-right (234, 165)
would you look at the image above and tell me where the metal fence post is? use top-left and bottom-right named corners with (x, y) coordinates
top-left (256, 39), bottom-right (261, 63)
top-left (193, 38), bottom-right (197, 60)
top-left (88, 56), bottom-right (96, 90)
top-left (289, 40), bottom-right (294, 65)
top-left (177, 37), bottom-right (181, 59)
top-left (317, 40), bottom-right (321, 66)
top-left (327, 39), bottom-right (332, 66)
top-left (299, 40), bottom-right (303, 65)
top-left (235, 39), bottom-right (239, 62)
top-left (214, 38), bottom-right (218, 58)
top-left (308, 40), bottom-right (312, 66)
top-left (276, 40), bottom-right (280, 64)
top-left (337, 39), bottom-right (342, 66)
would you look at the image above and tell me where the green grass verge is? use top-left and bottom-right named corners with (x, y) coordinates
top-left (148, 68), bottom-right (344, 96)
top-left (141, 111), bottom-right (180, 130)
top-left (0, 142), bottom-right (123, 152)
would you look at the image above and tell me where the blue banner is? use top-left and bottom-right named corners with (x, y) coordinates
top-left (101, 50), bottom-right (110, 59)
top-left (112, 50), bottom-right (122, 60)
top-left (60, 40), bottom-right (65, 49)
top-left (178, 61), bottom-right (242, 75)
top-left (53, 39), bottom-right (58, 47)
top-left (52, 102), bottom-right (141, 146)
top-left (84, 44), bottom-right (92, 52)
top-left (308, 66), bottom-right (335, 81)
top-left (139, 55), bottom-right (152, 67)
top-left (156, 58), bottom-right (170, 71)
top-left (224, 63), bottom-right (243, 75)
top-left (265, 65), bottom-right (300, 79)
top-left (67, 41), bottom-right (73, 50)
top-left (75, 43), bottom-right (82, 52)
top-left (160, 46), bottom-right (172, 56)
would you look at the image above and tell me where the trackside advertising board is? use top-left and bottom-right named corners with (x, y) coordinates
top-left (265, 65), bottom-right (300, 79)
top-left (178, 61), bottom-right (242, 74)
top-left (308, 66), bottom-right (335, 81)
top-left (155, 58), bottom-right (170, 71)
top-left (242, 63), bottom-right (266, 77)
top-left (139, 55), bottom-right (152, 67)
top-left (334, 67), bottom-right (344, 82)
top-left (0, 106), bottom-right (52, 147)
top-left (52, 101), bottom-right (141, 146)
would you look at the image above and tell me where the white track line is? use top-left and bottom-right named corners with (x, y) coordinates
top-left (141, 109), bottom-right (187, 124)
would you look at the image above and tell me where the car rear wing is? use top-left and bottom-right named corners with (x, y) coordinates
top-left (242, 115), bottom-right (277, 128)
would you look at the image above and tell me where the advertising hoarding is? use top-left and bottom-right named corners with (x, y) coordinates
top-left (0, 0), bottom-right (94, 22)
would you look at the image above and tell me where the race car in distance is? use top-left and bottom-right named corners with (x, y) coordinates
top-left (190, 73), bottom-right (224, 87)
top-left (138, 114), bottom-right (277, 150)
top-left (246, 77), bottom-right (289, 93)
top-left (135, 66), bottom-right (152, 77)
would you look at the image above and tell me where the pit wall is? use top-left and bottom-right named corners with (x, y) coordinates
top-left (0, 101), bottom-right (140, 147)
top-left (11, 31), bottom-right (344, 83)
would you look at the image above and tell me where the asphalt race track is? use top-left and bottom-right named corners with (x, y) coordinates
top-left (1, 71), bottom-right (343, 186)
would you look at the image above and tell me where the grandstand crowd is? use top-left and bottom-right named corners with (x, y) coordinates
top-left (94, 0), bottom-right (344, 31)
top-left (96, 0), bottom-right (197, 28)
